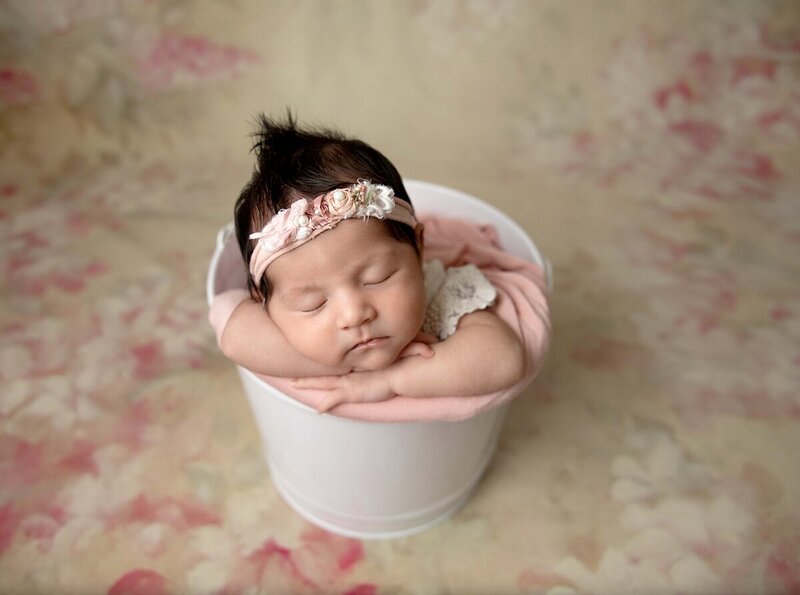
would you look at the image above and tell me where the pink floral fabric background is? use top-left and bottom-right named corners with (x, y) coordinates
top-left (1, 1), bottom-right (799, 593)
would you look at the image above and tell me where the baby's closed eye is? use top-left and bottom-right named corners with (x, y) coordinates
top-left (299, 300), bottom-right (327, 313)
top-left (291, 294), bottom-right (327, 313)
top-left (363, 270), bottom-right (396, 286)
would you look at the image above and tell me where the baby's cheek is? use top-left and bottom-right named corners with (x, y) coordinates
top-left (306, 341), bottom-right (343, 366)
top-left (285, 330), bottom-right (336, 366)
top-left (406, 285), bottom-right (428, 330)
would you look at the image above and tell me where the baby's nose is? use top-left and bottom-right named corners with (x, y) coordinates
top-left (337, 293), bottom-right (376, 329)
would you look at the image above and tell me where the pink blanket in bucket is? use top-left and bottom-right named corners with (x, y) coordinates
top-left (209, 215), bottom-right (551, 422)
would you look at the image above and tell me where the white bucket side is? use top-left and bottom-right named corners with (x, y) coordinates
top-left (239, 368), bottom-right (510, 538)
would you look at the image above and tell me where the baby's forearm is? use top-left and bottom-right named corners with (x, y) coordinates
top-left (388, 311), bottom-right (526, 398)
top-left (220, 300), bottom-right (350, 377)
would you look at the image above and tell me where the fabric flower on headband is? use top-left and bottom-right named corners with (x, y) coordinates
top-left (250, 198), bottom-right (313, 252)
top-left (249, 180), bottom-right (395, 250)
top-left (248, 180), bottom-right (418, 285)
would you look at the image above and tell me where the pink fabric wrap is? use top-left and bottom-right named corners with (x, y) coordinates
top-left (209, 215), bottom-right (551, 422)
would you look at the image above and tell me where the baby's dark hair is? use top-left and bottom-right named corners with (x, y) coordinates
top-left (234, 112), bottom-right (418, 302)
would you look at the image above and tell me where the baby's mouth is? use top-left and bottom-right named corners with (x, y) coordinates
top-left (349, 337), bottom-right (389, 352)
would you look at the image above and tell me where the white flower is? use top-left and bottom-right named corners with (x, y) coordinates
top-left (360, 184), bottom-right (395, 218)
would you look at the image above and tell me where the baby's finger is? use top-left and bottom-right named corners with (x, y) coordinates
top-left (293, 376), bottom-right (340, 390)
top-left (315, 393), bottom-right (343, 414)
top-left (417, 343), bottom-right (435, 358)
top-left (399, 342), bottom-right (435, 360)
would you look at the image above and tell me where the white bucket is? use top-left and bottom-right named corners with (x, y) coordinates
top-left (206, 180), bottom-right (552, 539)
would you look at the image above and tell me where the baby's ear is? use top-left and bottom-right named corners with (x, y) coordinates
top-left (415, 223), bottom-right (425, 251)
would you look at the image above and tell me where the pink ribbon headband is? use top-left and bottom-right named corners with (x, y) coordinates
top-left (248, 180), bottom-right (418, 285)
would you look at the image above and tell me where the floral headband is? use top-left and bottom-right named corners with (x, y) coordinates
top-left (248, 180), bottom-right (418, 285)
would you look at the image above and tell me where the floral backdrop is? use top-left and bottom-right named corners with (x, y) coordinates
top-left (1, 1), bottom-right (799, 594)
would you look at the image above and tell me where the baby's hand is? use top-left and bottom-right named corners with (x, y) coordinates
top-left (293, 371), bottom-right (395, 413)
top-left (397, 331), bottom-right (438, 360)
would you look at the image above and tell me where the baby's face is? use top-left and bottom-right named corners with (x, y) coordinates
top-left (265, 219), bottom-right (426, 372)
